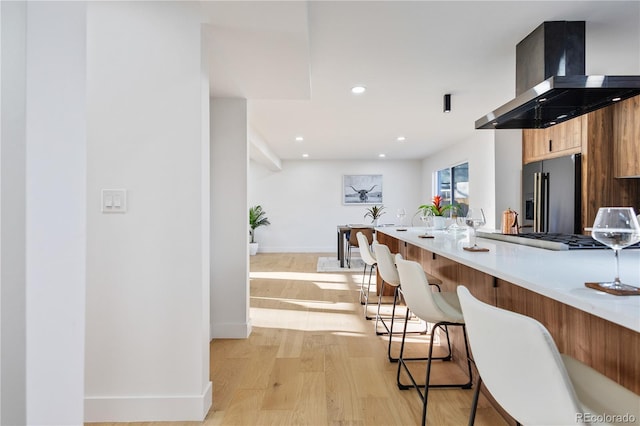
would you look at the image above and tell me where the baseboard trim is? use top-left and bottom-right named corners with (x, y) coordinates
top-left (257, 247), bottom-right (334, 253)
top-left (84, 381), bottom-right (212, 422)
top-left (210, 320), bottom-right (252, 339)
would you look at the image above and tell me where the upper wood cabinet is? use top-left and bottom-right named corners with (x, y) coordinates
top-left (520, 105), bottom-right (640, 233)
top-left (613, 95), bottom-right (640, 178)
top-left (522, 117), bottom-right (583, 164)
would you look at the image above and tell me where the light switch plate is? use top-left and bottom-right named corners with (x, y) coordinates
top-left (102, 189), bottom-right (127, 213)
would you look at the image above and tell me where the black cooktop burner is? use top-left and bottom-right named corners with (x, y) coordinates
top-left (518, 233), bottom-right (640, 250)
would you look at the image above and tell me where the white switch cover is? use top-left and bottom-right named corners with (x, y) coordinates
top-left (102, 189), bottom-right (127, 213)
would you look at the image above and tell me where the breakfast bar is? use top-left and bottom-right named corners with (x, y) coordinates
top-left (375, 227), bottom-right (640, 395)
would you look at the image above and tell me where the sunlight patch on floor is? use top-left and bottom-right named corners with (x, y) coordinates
top-left (251, 306), bottom-right (370, 333)
top-left (250, 271), bottom-right (358, 283)
top-left (251, 295), bottom-right (345, 307)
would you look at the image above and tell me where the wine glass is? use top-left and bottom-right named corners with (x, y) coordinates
top-left (421, 209), bottom-right (434, 236)
top-left (465, 208), bottom-right (486, 249)
top-left (396, 208), bottom-right (406, 227)
top-left (591, 207), bottom-right (640, 290)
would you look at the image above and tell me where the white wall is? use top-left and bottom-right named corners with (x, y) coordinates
top-left (210, 98), bottom-right (251, 339)
top-left (250, 159), bottom-right (423, 252)
top-left (0, 2), bottom-right (27, 423)
top-left (84, 2), bottom-right (211, 421)
top-left (24, 3), bottom-right (87, 424)
top-left (421, 132), bottom-right (501, 229)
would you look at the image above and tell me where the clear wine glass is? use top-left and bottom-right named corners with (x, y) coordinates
top-left (396, 208), bottom-right (406, 227)
top-left (591, 207), bottom-right (640, 290)
top-left (421, 209), bottom-right (434, 236)
top-left (465, 207), bottom-right (486, 249)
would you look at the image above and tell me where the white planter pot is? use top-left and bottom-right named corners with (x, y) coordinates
top-left (249, 242), bottom-right (259, 256)
top-left (433, 216), bottom-right (446, 230)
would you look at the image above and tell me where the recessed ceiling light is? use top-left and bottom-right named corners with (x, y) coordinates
top-left (396, 136), bottom-right (406, 142)
top-left (378, 153), bottom-right (386, 158)
top-left (612, 97), bottom-right (622, 102)
top-left (302, 153), bottom-right (309, 158)
top-left (351, 85), bottom-right (366, 94)
top-left (295, 136), bottom-right (304, 142)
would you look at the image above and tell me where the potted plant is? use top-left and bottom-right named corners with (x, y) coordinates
top-left (419, 195), bottom-right (456, 230)
top-left (249, 205), bottom-right (270, 255)
top-left (364, 205), bottom-right (386, 226)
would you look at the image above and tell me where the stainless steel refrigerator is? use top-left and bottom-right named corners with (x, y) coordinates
top-left (521, 153), bottom-right (582, 234)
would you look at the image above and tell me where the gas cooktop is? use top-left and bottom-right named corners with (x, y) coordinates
top-left (477, 231), bottom-right (640, 251)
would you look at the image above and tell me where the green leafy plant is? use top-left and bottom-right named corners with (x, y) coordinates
top-left (419, 195), bottom-right (457, 217)
top-left (249, 205), bottom-right (270, 243)
top-left (364, 205), bottom-right (386, 223)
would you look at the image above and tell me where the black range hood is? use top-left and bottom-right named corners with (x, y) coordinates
top-left (476, 21), bottom-right (640, 130)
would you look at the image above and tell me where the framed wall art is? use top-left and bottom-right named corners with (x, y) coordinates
top-left (343, 174), bottom-right (383, 205)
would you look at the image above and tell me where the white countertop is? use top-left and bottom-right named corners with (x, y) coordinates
top-left (376, 227), bottom-right (640, 333)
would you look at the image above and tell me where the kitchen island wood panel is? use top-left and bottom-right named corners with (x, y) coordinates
top-left (375, 228), bottom-right (640, 396)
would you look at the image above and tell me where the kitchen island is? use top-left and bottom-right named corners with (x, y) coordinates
top-left (376, 227), bottom-right (640, 396)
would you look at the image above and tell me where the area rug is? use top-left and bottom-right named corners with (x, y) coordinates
top-left (317, 256), bottom-right (365, 272)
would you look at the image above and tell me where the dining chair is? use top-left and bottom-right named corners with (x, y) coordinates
top-left (347, 227), bottom-right (373, 268)
top-left (356, 231), bottom-right (377, 319)
top-left (395, 257), bottom-right (473, 426)
top-left (457, 285), bottom-right (640, 426)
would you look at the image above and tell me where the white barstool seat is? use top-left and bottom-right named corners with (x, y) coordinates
top-left (372, 243), bottom-right (405, 358)
top-left (457, 285), bottom-right (640, 426)
top-left (395, 257), bottom-right (473, 426)
top-left (356, 231), bottom-right (377, 319)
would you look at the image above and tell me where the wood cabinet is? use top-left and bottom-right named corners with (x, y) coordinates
top-left (522, 117), bottom-right (582, 164)
top-left (521, 100), bottom-right (640, 232)
top-left (581, 107), bottom-right (640, 231)
top-left (613, 95), bottom-right (640, 177)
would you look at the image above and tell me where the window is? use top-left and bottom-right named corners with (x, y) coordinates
top-left (436, 162), bottom-right (469, 216)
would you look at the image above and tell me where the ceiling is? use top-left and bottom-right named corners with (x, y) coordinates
top-left (201, 1), bottom-right (640, 163)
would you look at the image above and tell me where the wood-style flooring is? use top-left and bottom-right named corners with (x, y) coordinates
top-left (88, 253), bottom-right (507, 426)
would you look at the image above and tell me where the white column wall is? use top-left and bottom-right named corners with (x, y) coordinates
top-left (494, 130), bottom-right (523, 228)
top-left (210, 98), bottom-right (251, 339)
top-left (0, 2), bottom-right (27, 424)
top-left (24, 2), bottom-right (87, 424)
top-left (84, 2), bottom-right (211, 421)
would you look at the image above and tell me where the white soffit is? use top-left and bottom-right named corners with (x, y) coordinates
top-left (249, 127), bottom-right (282, 171)
top-left (202, 1), bottom-right (310, 100)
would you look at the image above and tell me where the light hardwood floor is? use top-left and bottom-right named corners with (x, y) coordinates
top-left (88, 253), bottom-right (507, 426)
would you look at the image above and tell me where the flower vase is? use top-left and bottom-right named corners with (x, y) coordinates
top-left (433, 216), bottom-right (446, 230)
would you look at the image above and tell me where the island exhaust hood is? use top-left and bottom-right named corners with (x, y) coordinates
top-left (475, 21), bottom-right (640, 129)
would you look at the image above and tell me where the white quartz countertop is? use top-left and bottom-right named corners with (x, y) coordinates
top-left (376, 227), bottom-right (640, 333)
